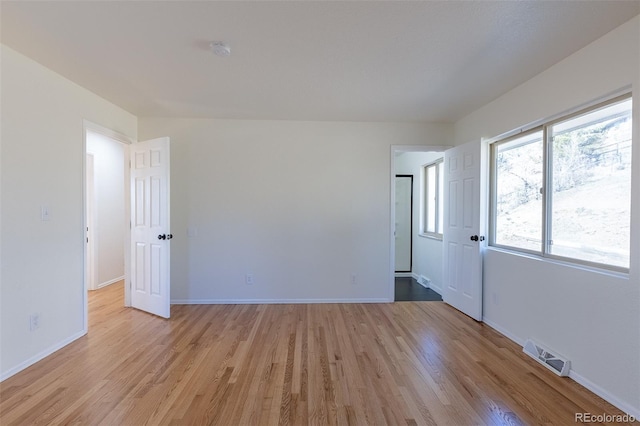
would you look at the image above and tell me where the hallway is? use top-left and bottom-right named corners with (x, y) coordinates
top-left (394, 276), bottom-right (442, 301)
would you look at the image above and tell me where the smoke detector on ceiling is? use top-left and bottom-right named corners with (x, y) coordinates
top-left (210, 42), bottom-right (231, 57)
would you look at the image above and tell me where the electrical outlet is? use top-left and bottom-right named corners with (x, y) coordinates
top-left (29, 313), bottom-right (40, 331)
top-left (245, 274), bottom-right (254, 285)
top-left (351, 274), bottom-right (357, 285)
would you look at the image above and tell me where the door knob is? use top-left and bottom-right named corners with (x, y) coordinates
top-left (158, 234), bottom-right (166, 240)
top-left (167, 234), bottom-right (173, 240)
top-left (470, 235), bottom-right (478, 241)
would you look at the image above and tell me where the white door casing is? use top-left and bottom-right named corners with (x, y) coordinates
top-left (131, 137), bottom-right (171, 318)
top-left (86, 154), bottom-right (97, 291)
top-left (442, 140), bottom-right (486, 321)
top-left (395, 176), bottom-right (412, 272)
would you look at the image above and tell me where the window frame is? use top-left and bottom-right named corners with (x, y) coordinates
top-left (489, 93), bottom-right (632, 273)
top-left (421, 158), bottom-right (444, 239)
top-left (489, 127), bottom-right (545, 256)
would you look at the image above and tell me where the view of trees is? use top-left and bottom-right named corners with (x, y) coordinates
top-left (494, 133), bottom-right (543, 251)
top-left (551, 113), bottom-right (631, 192)
top-left (494, 99), bottom-right (632, 268)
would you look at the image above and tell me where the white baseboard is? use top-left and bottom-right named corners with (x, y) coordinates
top-left (97, 275), bottom-right (124, 289)
top-left (429, 283), bottom-right (442, 294)
top-left (0, 330), bottom-right (86, 382)
top-left (427, 279), bottom-right (442, 294)
top-left (482, 318), bottom-right (526, 346)
top-left (416, 274), bottom-right (444, 294)
top-left (569, 370), bottom-right (640, 419)
top-left (416, 281), bottom-right (429, 289)
top-left (171, 298), bottom-right (390, 305)
top-left (482, 317), bottom-right (639, 419)
top-left (413, 273), bottom-right (428, 288)
top-left (394, 272), bottom-right (413, 278)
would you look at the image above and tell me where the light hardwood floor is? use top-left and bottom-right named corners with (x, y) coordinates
top-left (0, 282), bottom-right (634, 425)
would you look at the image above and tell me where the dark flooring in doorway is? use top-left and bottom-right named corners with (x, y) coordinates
top-left (395, 276), bottom-right (443, 302)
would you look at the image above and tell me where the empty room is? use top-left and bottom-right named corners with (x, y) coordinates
top-left (1, 1), bottom-right (639, 425)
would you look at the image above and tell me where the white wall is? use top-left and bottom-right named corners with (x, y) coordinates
top-left (454, 16), bottom-right (640, 415)
top-left (86, 131), bottom-right (126, 288)
top-left (138, 118), bottom-right (452, 303)
top-left (394, 151), bottom-right (444, 293)
top-left (0, 45), bottom-right (137, 379)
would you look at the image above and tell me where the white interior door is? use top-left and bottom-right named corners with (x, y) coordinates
top-left (131, 137), bottom-right (171, 318)
top-left (442, 140), bottom-right (485, 321)
top-left (395, 175), bottom-right (412, 273)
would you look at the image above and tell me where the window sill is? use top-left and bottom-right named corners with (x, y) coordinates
top-left (419, 233), bottom-right (443, 241)
top-left (485, 246), bottom-right (629, 279)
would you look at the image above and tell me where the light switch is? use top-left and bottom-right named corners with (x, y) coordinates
top-left (41, 205), bottom-right (50, 221)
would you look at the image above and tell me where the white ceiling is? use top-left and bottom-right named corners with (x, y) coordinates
top-left (2, 1), bottom-right (639, 123)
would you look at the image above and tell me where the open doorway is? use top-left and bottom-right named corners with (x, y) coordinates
top-left (86, 131), bottom-right (126, 290)
top-left (83, 122), bottom-right (132, 330)
top-left (391, 146), bottom-right (448, 301)
top-left (394, 174), bottom-right (413, 274)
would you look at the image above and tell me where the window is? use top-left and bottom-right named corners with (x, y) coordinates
top-left (423, 159), bottom-right (444, 237)
top-left (491, 95), bottom-right (632, 271)
top-left (493, 130), bottom-right (544, 252)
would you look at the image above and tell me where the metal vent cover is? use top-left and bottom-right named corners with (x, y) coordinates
top-left (523, 339), bottom-right (571, 376)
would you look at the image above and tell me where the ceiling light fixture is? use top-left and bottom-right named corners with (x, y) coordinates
top-left (210, 41), bottom-right (231, 57)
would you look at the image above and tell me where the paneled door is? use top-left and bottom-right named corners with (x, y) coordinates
top-left (130, 137), bottom-right (171, 318)
top-left (442, 140), bottom-right (485, 321)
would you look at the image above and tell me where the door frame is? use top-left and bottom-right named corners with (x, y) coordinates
top-left (86, 153), bottom-right (96, 291)
top-left (82, 120), bottom-right (133, 332)
top-left (394, 174), bottom-right (413, 273)
top-left (389, 145), bottom-right (450, 301)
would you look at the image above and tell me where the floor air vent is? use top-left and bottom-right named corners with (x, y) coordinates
top-left (523, 339), bottom-right (570, 376)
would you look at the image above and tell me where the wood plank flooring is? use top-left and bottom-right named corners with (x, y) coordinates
top-left (0, 282), bottom-right (634, 425)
